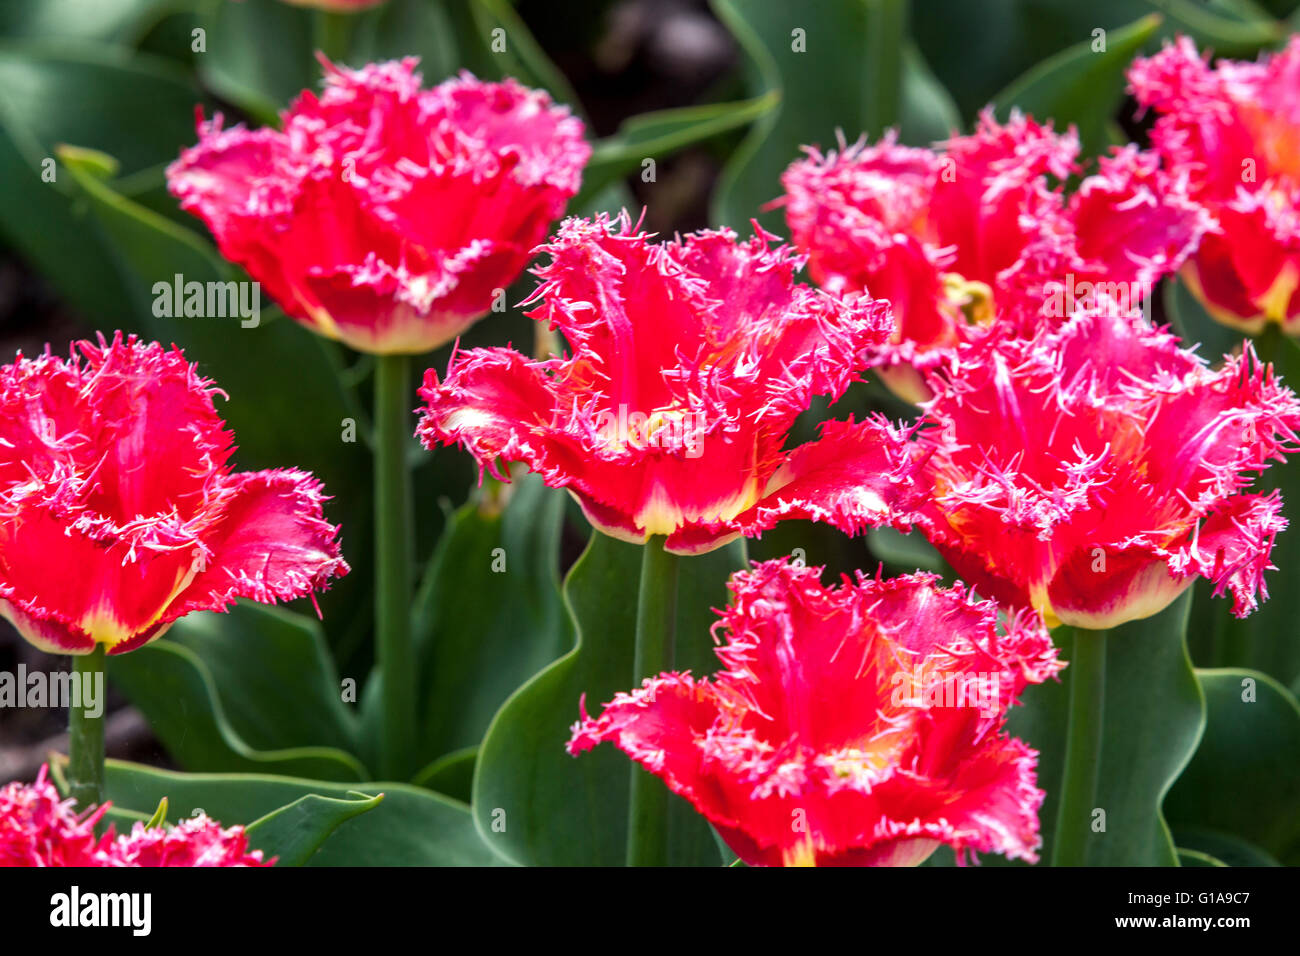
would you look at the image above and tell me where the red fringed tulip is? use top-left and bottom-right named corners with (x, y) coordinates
top-left (168, 58), bottom-right (589, 354)
top-left (0, 334), bottom-right (348, 655)
top-left (780, 114), bottom-right (1208, 401)
top-left (914, 307), bottom-right (1300, 629)
top-left (107, 814), bottom-right (270, 867)
top-left (1130, 37), bottom-right (1300, 333)
top-left (418, 212), bottom-right (920, 554)
top-left (568, 559), bottom-right (1063, 866)
top-left (0, 766), bottom-right (270, 867)
top-left (0, 765), bottom-right (104, 866)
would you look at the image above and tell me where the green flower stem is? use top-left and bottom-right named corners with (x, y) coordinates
top-left (313, 10), bottom-right (353, 63)
top-left (864, 0), bottom-right (907, 138)
top-left (68, 645), bottom-right (106, 811)
top-left (1052, 627), bottom-right (1107, 866)
top-left (626, 535), bottom-right (680, 867)
top-left (375, 353), bottom-right (416, 780)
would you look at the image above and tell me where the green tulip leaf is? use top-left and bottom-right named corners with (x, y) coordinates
top-left (1164, 668), bottom-right (1300, 861)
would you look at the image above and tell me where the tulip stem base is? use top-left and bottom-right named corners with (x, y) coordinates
top-left (68, 646), bottom-right (106, 812)
top-left (1052, 627), bottom-right (1107, 867)
top-left (375, 353), bottom-right (416, 781)
top-left (627, 535), bottom-right (680, 867)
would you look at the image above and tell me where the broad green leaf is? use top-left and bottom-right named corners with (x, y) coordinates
top-left (1164, 669), bottom-right (1300, 861)
top-left (245, 791), bottom-right (384, 866)
top-left (410, 472), bottom-right (572, 765)
top-left (999, 590), bottom-right (1204, 866)
top-left (107, 631), bottom-right (368, 782)
top-left (0, 42), bottom-right (201, 326)
top-left (710, 0), bottom-right (872, 233)
top-left (0, 42), bottom-right (201, 174)
top-left (472, 531), bottom-right (746, 866)
top-left (1177, 847), bottom-right (1228, 866)
top-left (412, 747), bottom-right (477, 804)
top-left (1171, 826), bottom-right (1283, 866)
top-left (992, 14), bottom-right (1164, 157)
top-left (108, 600), bottom-right (363, 772)
top-left (197, 0), bottom-right (316, 125)
top-left (98, 760), bottom-right (503, 866)
top-left (0, 0), bottom-right (179, 44)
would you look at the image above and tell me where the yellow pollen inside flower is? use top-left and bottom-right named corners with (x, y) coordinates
top-left (942, 274), bottom-right (996, 326)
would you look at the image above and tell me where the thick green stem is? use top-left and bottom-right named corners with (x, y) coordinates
top-left (313, 10), bottom-right (352, 63)
top-left (864, 0), bottom-right (907, 138)
top-left (626, 535), bottom-right (680, 867)
top-left (68, 646), bottom-right (106, 811)
top-left (1052, 627), bottom-right (1107, 866)
top-left (375, 353), bottom-right (416, 780)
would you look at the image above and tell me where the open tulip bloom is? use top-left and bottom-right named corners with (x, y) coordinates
top-left (418, 211), bottom-right (921, 555)
top-left (1130, 37), bottom-right (1300, 334)
top-left (569, 558), bottom-right (1063, 867)
top-left (168, 57), bottom-right (589, 355)
top-left (780, 112), bottom-right (1210, 402)
top-left (913, 306), bottom-right (1300, 631)
top-left (0, 334), bottom-right (347, 809)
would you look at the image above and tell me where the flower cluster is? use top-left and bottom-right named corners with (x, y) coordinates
top-left (1130, 37), bottom-right (1300, 333)
top-left (169, 58), bottom-right (589, 354)
top-left (11, 32), bottom-right (1293, 871)
top-left (418, 212), bottom-right (920, 554)
top-left (0, 334), bottom-right (348, 655)
top-left (569, 559), bottom-right (1063, 866)
top-left (0, 766), bottom-right (270, 867)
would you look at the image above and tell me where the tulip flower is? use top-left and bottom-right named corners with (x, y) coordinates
top-left (569, 558), bottom-right (1063, 866)
top-left (913, 306), bottom-right (1300, 631)
top-left (1129, 37), bottom-right (1300, 334)
top-left (0, 766), bottom-right (270, 867)
top-left (168, 58), bottom-right (589, 355)
top-left (0, 334), bottom-right (348, 808)
top-left (780, 113), bottom-right (1209, 401)
top-left (418, 211), bottom-right (920, 556)
top-left (0, 335), bottom-right (347, 655)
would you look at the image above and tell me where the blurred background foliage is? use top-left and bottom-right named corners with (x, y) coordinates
top-left (1, 0), bottom-right (1298, 866)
